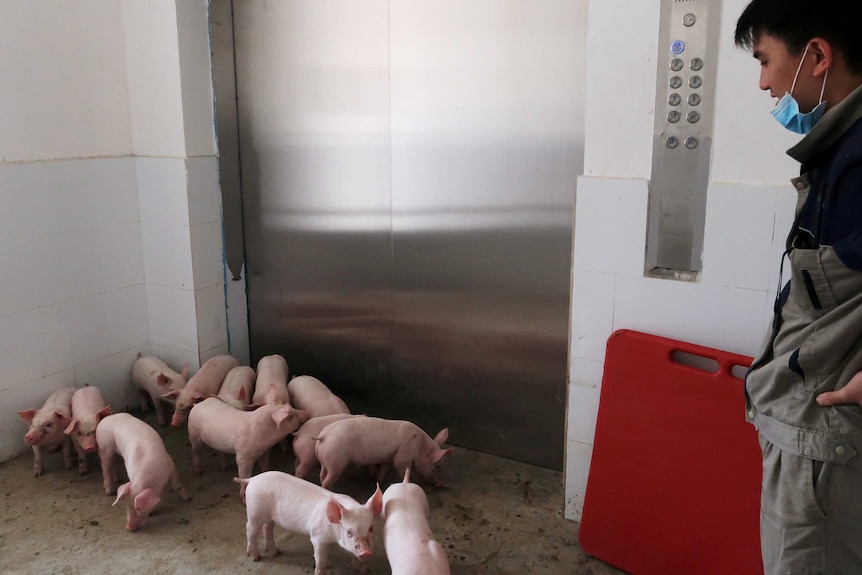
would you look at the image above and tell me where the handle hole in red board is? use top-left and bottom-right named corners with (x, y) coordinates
top-left (671, 350), bottom-right (719, 373)
top-left (730, 363), bottom-right (749, 380)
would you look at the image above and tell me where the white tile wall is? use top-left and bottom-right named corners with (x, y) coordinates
top-left (569, 270), bottom-right (615, 362)
top-left (74, 346), bottom-right (150, 411)
top-left (122, 0), bottom-right (186, 158)
top-left (613, 274), bottom-right (769, 357)
top-left (56, 224), bottom-right (145, 302)
top-left (175, 0), bottom-right (217, 157)
top-left (0, 3), bottom-right (229, 463)
top-left (0, 161), bottom-right (150, 463)
top-left (0, 233), bottom-right (65, 316)
top-left (67, 285), bottom-right (149, 366)
top-left (564, 439), bottom-right (593, 521)
top-left (136, 157), bottom-right (190, 225)
top-left (702, 183), bottom-right (784, 291)
top-left (187, 156), bottom-right (222, 225)
top-left (145, 283), bottom-right (198, 353)
top-left (567, 358), bottom-right (603, 445)
top-left (140, 222), bottom-right (195, 289)
top-left (0, 305), bottom-right (75, 392)
top-left (573, 176), bottom-right (649, 276)
top-left (201, 344), bottom-right (230, 364)
top-left (0, 1), bottom-right (131, 163)
top-left (150, 344), bottom-right (200, 376)
top-left (191, 221), bottom-right (225, 289)
top-left (195, 283), bottom-right (228, 354)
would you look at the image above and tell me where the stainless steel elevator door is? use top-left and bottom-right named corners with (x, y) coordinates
top-left (230, 0), bottom-right (586, 470)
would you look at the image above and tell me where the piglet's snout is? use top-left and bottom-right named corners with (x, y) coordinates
top-left (356, 539), bottom-right (373, 559)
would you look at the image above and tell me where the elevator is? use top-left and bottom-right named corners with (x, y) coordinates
top-left (212, 0), bottom-right (587, 470)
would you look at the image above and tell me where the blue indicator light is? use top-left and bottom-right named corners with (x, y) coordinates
top-left (671, 40), bottom-right (685, 55)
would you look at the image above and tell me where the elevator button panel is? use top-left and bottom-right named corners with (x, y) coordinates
top-left (648, 0), bottom-right (721, 273)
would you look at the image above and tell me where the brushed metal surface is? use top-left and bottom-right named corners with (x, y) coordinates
top-left (228, 0), bottom-right (585, 470)
top-left (647, 0), bottom-right (721, 272)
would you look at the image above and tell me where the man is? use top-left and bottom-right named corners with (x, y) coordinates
top-left (734, 1), bottom-right (862, 573)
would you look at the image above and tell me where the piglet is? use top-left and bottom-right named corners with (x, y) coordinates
top-left (383, 469), bottom-right (451, 575)
top-left (287, 375), bottom-right (350, 418)
top-left (64, 385), bottom-right (112, 475)
top-left (217, 366), bottom-right (256, 410)
top-left (187, 397), bottom-right (309, 499)
top-left (293, 414), bottom-right (360, 480)
top-left (315, 417), bottom-right (453, 490)
top-left (96, 413), bottom-right (190, 531)
top-left (131, 353), bottom-right (189, 426)
top-left (17, 386), bottom-right (76, 477)
top-left (251, 354), bottom-right (290, 406)
top-left (236, 471), bottom-right (383, 575)
top-left (162, 354), bottom-right (239, 427)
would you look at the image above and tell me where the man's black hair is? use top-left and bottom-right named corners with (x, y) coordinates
top-left (734, 0), bottom-right (862, 73)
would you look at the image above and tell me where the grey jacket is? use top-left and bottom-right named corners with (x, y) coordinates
top-left (746, 84), bottom-right (862, 465)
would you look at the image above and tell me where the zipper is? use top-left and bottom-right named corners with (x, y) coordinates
top-left (800, 269), bottom-right (822, 311)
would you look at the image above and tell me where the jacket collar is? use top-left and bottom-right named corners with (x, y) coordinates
top-left (788, 82), bottom-right (862, 164)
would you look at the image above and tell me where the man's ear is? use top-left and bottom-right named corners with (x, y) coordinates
top-left (809, 37), bottom-right (833, 77)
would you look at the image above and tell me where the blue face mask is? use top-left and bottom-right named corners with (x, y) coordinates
top-left (771, 43), bottom-right (829, 135)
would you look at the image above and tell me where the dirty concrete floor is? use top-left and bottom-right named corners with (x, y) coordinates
top-left (0, 409), bottom-right (625, 575)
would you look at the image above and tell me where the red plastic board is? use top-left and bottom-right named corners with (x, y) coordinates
top-left (579, 329), bottom-right (763, 575)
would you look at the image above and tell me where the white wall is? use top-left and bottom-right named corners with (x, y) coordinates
top-left (123, 0), bottom-right (231, 374)
top-left (564, 0), bottom-right (801, 520)
top-left (0, 0), bottom-right (235, 462)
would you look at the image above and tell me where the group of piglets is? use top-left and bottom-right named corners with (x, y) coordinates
top-left (17, 351), bottom-right (454, 574)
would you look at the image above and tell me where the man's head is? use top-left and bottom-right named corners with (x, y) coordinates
top-left (735, 0), bottom-right (862, 113)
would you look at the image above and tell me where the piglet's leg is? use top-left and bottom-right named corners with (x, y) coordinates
top-left (246, 519), bottom-right (262, 560)
top-left (99, 450), bottom-right (118, 495)
top-left (190, 437), bottom-right (204, 475)
top-left (63, 437), bottom-right (75, 470)
top-left (263, 519), bottom-right (279, 557)
top-left (74, 442), bottom-right (88, 475)
top-left (311, 537), bottom-right (331, 575)
top-left (171, 470), bottom-right (191, 501)
top-left (32, 445), bottom-right (43, 478)
top-left (236, 456), bottom-right (255, 502)
top-left (152, 397), bottom-right (167, 427)
top-left (256, 450), bottom-right (270, 473)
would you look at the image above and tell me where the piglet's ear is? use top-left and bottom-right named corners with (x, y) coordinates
top-left (432, 447), bottom-right (454, 465)
top-left (271, 406), bottom-right (293, 427)
top-left (325, 498), bottom-right (344, 524)
top-left (97, 406), bottom-right (112, 420)
top-left (17, 409), bottom-right (37, 424)
top-left (64, 419), bottom-right (80, 436)
top-left (113, 483), bottom-right (132, 506)
top-left (367, 483), bottom-right (384, 517)
top-left (160, 389), bottom-right (181, 400)
top-left (134, 488), bottom-right (161, 514)
top-left (181, 363), bottom-right (189, 381)
top-left (433, 428), bottom-right (449, 446)
top-left (55, 412), bottom-right (73, 431)
top-left (157, 373), bottom-right (171, 387)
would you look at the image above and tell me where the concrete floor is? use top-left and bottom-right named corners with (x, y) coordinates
top-left (0, 409), bottom-right (625, 575)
